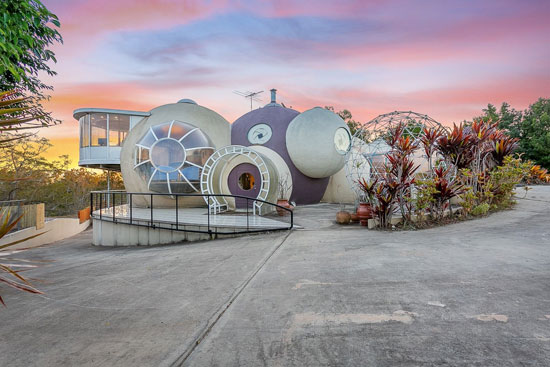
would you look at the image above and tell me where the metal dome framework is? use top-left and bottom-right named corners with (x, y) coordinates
top-left (345, 111), bottom-right (444, 198)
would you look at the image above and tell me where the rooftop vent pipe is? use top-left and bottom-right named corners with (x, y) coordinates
top-left (270, 89), bottom-right (277, 104)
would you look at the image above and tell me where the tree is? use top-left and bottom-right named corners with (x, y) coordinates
top-left (0, 135), bottom-right (123, 216)
top-left (476, 99), bottom-right (550, 168)
top-left (520, 98), bottom-right (550, 168)
top-left (0, 134), bottom-right (66, 202)
top-left (0, 90), bottom-right (47, 145)
top-left (0, 0), bottom-right (62, 129)
top-left (477, 102), bottom-right (522, 138)
top-left (324, 106), bottom-right (361, 135)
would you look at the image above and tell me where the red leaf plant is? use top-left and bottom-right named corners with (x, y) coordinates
top-left (430, 166), bottom-right (465, 219)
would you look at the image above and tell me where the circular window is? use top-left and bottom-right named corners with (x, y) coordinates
top-left (150, 138), bottom-right (186, 173)
top-left (133, 120), bottom-right (215, 194)
top-left (334, 127), bottom-right (352, 154)
top-left (238, 173), bottom-right (255, 190)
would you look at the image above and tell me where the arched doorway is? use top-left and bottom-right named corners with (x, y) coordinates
top-left (227, 163), bottom-right (261, 209)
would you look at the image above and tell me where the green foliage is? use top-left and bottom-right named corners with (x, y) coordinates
top-left (471, 203), bottom-right (490, 216)
top-left (520, 99), bottom-right (550, 168)
top-left (477, 102), bottom-right (522, 138)
top-left (457, 156), bottom-right (529, 216)
top-left (0, 135), bottom-right (123, 216)
top-left (0, 89), bottom-right (50, 146)
top-left (324, 106), bottom-right (361, 135)
top-left (477, 98), bottom-right (550, 169)
top-left (488, 156), bottom-right (531, 208)
top-left (411, 177), bottom-right (437, 223)
top-left (0, 0), bottom-right (62, 127)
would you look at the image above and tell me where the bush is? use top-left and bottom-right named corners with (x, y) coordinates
top-left (471, 203), bottom-right (490, 216)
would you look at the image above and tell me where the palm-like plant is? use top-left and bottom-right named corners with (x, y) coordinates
top-left (437, 123), bottom-right (475, 170)
top-left (0, 211), bottom-right (45, 306)
top-left (491, 136), bottom-right (519, 167)
top-left (420, 126), bottom-right (444, 174)
top-left (0, 89), bottom-right (45, 146)
top-left (431, 166), bottom-right (465, 219)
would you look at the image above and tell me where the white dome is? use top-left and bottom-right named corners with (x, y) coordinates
top-left (286, 107), bottom-right (351, 178)
top-left (120, 102), bottom-right (231, 207)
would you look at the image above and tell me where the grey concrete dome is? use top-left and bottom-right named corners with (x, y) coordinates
top-left (286, 107), bottom-right (350, 178)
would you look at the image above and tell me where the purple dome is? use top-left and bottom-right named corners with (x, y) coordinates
top-left (231, 104), bottom-right (329, 205)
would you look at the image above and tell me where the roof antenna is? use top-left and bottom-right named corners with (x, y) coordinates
top-left (233, 90), bottom-right (264, 110)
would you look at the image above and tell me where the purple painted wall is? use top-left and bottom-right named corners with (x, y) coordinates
top-left (231, 104), bottom-right (329, 205)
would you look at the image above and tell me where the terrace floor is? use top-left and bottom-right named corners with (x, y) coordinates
top-left (94, 205), bottom-right (293, 230)
top-left (1, 186), bottom-right (549, 366)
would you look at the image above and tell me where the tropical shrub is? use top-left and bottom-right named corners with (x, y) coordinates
top-left (0, 211), bottom-right (44, 306)
top-left (352, 113), bottom-right (531, 229)
top-left (527, 163), bottom-right (550, 184)
top-left (471, 203), bottom-right (490, 216)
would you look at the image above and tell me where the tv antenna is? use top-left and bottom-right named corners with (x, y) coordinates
top-left (233, 90), bottom-right (264, 110)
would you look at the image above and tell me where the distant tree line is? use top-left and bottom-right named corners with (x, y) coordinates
top-left (476, 98), bottom-right (550, 169)
top-left (0, 134), bottom-right (124, 217)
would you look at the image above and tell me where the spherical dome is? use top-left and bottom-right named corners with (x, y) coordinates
top-left (231, 104), bottom-right (330, 205)
top-left (231, 104), bottom-right (299, 149)
top-left (286, 107), bottom-right (351, 178)
top-left (120, 102), bottom-right (230, 207)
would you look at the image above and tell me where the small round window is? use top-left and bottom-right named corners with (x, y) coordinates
top-left (334, 127), bottom-right (352, 155)
top-left (238, 173), bottom-right (255, 191)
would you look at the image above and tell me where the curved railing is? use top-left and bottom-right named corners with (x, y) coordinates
top-left (90, 191), bottom-right (293, 236)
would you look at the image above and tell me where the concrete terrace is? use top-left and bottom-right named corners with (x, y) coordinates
top-left (1, 186), bottom-right (549, 366)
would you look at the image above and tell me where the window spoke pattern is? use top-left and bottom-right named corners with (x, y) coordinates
top-left (134, 121), bottom-right (214, 194)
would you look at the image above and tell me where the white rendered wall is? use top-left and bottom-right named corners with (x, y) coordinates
top-left (321, 166), bottom-right (356, 204)
top-left (0, 218), bottom-right (91, 250)
top-left (92, 219), bottom-right (206, 246)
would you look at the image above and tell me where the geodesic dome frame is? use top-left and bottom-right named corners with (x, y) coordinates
top-left (345, 111), bottom-right (444, 198)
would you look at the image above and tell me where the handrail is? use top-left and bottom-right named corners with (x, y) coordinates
top-left (90, 191), bottom-right (293, 237)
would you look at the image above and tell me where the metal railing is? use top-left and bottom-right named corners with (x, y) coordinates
top-left (90, 191), bottom-right (293, 237)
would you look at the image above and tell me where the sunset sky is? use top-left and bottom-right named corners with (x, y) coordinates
top-left (39, 0), bottom-right (550, 166)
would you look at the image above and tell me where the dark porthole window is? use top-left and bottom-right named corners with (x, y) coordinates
top-left (238, 173), bottom-right (255, 191)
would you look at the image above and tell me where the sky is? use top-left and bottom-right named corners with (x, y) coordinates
top-left (38, 0), bottom-right (550, 166)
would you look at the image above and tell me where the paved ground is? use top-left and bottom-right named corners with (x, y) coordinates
top-left (1, 186), bottom-right (549, 366)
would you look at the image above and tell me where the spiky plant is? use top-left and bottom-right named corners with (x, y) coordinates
top-left (431, 166), bottom-right (465, 219)
top-left (437, 123), bottom-right (475, 171)
top-left (0, 89), bottom-right (45, 146)
top-left (420, 126), bottom-right (444, 174)
top-left (0, 210), bottom-right (45, 306)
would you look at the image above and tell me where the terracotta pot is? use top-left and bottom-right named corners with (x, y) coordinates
top-left (350, 212), bottom-right (359, 223)
top-left (276, 199), bottom-right (293, 216)
top-left (336, 210), bottom-right (351, 225)
top-left (357, 202), bottom-right (373, 226)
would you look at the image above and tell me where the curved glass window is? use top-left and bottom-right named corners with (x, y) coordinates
top-left (109, 114), bottom-right (129, 146)
top-left (79, 113), bottom-right (131, 147)
top-left (134, 120), bottom-right (214, 194)
top-left (91, 113), bottom-right (107, 146)
top-left (80, 115), bottom-right (90, 147)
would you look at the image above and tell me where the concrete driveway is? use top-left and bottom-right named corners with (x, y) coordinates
top-left (1, 186), bottom-right (549, 366)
